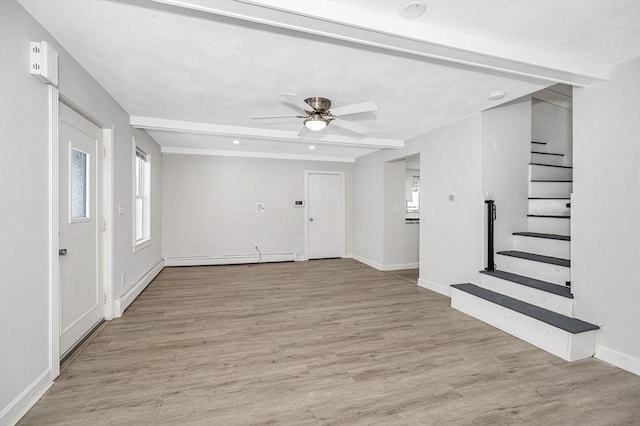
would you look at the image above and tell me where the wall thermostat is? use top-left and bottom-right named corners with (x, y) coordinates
top-left (294, 200), bottom-right (304, 207)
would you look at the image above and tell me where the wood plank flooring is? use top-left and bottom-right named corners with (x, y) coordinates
top-left (20, 259), bottom-right (640, 425)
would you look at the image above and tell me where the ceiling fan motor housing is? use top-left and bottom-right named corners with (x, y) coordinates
top-left (304, 97), bottom-right (332, 113)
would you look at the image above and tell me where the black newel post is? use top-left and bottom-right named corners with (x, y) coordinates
top-left (485, 200), bottom-right (496, 271)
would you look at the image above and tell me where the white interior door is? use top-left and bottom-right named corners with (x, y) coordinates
top-left (59, 102), bottom-right (103, 358)
top-left (307, 172), bottom-right (345, 259)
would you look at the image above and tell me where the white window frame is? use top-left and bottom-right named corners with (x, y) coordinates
top-left (133, 140), bottom-right (151, 252)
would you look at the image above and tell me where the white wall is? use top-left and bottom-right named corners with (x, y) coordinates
top-left (0, 1), bottom-right (162, 422)
top-left (572, 56), bottom-right (640, 375)
top-left (162, 154), bottom-right (353, 263)
top-left (532, 99), bottom-right (573, 165)
top-left (353, 115), bottom-right (483, 292)
top-left (481, 98), bottom-right (532, 258)
top-left (417, 116), bottom-right (484, 295)
top-left (382, 161), bottom-right (419, 269)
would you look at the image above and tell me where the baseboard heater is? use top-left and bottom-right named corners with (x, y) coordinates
top-left (164, 252), bottom-right (296, 267)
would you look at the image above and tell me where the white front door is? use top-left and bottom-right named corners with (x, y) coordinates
top-left (59, 102), bottom-right (103, 358)
top-left (307, 172), bottom-right (344, 259)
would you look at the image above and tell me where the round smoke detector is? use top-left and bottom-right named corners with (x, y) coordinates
top-left (399, 1), bottom-right (426, 20)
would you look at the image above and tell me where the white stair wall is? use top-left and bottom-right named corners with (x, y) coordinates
top-left (529, 164), bottom-right (572, 180)
top-left (531, 153), bottom-right (564, 165)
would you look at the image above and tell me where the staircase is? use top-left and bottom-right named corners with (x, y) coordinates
top-left (450, 141), bottom-right (599, 362)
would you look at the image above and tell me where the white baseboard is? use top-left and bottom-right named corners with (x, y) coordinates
top-left (351, 254), bottom-right (383, 271)
top-left (595, 345), bottom-right (640, 376)
top-left (115, 259), bottom-right (164, 317)
top-left (382, 262), bottom-right (419, 271)
top-left (0, 369), bottom-right (51, 426)
top-left (418, 278), bottom-right (451, 297)
top-left (164, 252), bottom-right (295, 267)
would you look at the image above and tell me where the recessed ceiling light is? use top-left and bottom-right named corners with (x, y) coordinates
top-left (399, 1), bottom-right (426, 20)
top-left (488, 91), bottom-right (506, 101)
top-left (309, 145), bottom-right (316, 150)
top-left (232, 140), bottom-right (240, 144)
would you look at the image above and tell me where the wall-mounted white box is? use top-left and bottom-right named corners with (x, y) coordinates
top-left (30, 41), bottom-right (59, 86)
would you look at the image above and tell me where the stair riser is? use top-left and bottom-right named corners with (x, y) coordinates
top-left (528, 216), bottom-right (571, 234)
top-left (479, 274), bottom-right (573, 316)
top-left (497, 254), bottom-right (570, 286)
top-left (529, 165), bottom-right (572, 180)
top-left (529, 181), bottom-right (572, 198)
top-left (513, 236), bottom-right (571, 258)
top-left (531, 153), bottom-right (565, 166)
top-left (528, 199), bottom-right (571, 215)
top-left (451, 287), bottom-right (596, 361)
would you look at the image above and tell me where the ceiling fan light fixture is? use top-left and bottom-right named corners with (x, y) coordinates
top-left (304, 114), bottom-right (328, 131)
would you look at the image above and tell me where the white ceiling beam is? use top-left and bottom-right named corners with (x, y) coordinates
top-left (151, 0), bottom-right (605, 87)
top-left (161, 147), bottom-right (356, 163)
top-left (130, 116), bottom-right (404, 149)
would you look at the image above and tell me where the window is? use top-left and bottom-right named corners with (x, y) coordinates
top-left (134, 146), bottom-right (151, 250)
top-left (71, 148), bottom-right (89, 220)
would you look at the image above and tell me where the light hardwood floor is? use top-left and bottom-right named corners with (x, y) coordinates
top-left (20, 259), bottom-right (640, 425)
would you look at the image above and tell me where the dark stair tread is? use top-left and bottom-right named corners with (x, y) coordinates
top-left (480, 270), bottom-right (573, 298)
top-left (497, 250), bottom-right (570, 267)
top-left (529, 162), bottom-right (573, 169)
top-left (531, 151), bottom-right (564, 156)
top-left (530, 179), bottom-right (572, 182)
top-left (531, 141), bottom-right (547, 145)
top-left (451, 283), bottom-right (598, 333)
top-left (527, 214), bottom-right (570, 219)
top-left (529, 197), bottom-right (570, 200)
top-left (513, 232), bottom-right (570, 241)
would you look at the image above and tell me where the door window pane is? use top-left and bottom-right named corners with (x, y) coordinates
top-left (71, 149), bottom-right (89, 218)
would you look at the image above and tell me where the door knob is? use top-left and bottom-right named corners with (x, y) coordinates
top-left (59, 248), bottom-right (68, 256)
top-left (309, 217), bottom-right (314, 221)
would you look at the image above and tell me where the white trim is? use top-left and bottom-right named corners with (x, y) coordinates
top-left (114, 259), bottom-right (165, 317)
top-left (417, 278), bottom-right (451, 297)
top-left (101, 128), bottom-right (115, 320)
top-left (48, 85), bottom-right (60, 380)
top-left (0, 369), bottom-right (52, 426)
top-left (532, 89), bottom-right (572, 111)
top-left (381, 262), bottom-right (419, 271)
top-left (595, 345), bottom-right (640, 376)
top-left (162, 146), bottom-right (356, 163)
top-left (151, 0), bottom-right (605, 86)
top-left (164, 252), bottom-right (296, 267)
top-left (131, 116), bottom-right (403, 148)
top-left (351, 254), bottom-right (383, 271)
top-left (304, 170), bottom-right (346, 260)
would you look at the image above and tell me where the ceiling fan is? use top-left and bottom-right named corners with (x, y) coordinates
top-left (252, 93), bottom-right (377, 134)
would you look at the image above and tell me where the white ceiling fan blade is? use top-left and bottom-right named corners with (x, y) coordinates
top-left (281, 93), bottom-right (312, 112)
top-left (331, 118), bottom-right (368, 134)
top-left (330, 101), bottom-right (377, 117)
top-left (297, 125), bottom-right (310, 137)
top-left (251, 114), bottom-right (301, 119)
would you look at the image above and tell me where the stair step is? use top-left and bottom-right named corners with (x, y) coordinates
top-left (528, 198), bottom-right (571, 215)
top-left (513, 232), bottom-right (571, 258)
top-left (530, 179), bottom-right (572, 182)
top-left (530, 164), bottom-right (572, 180)
top-left (480, 270), bottom-right (573, 298)
top-left (527, 214), bottom-right (570, 219)
top-left (531, 151), bottom-right (563, 156)
top-left (529, 163), bottom-right (572, 169)
top-left (528, 197), bottom-right (571, 200)
top-left (528, 215), bottom-right (571, 234)
top-left (497, 250), bottom-right (570, 267)
top-left (451, 283), bottom-right (598, 361)
top-left (531, 141), bottom-right (547, 145)
top-left (529, 180), bottom-right (572, 198)
top-left (531, 152), bottom-right (564, 166)
top-left (513, 232), bottom-right (570, 241)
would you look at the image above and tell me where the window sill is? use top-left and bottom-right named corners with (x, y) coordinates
top-left (133, 238), bottom-right (152, 253)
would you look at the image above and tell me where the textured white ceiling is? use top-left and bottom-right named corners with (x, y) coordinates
top-left (18, 0), bottom-right (640, 161)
